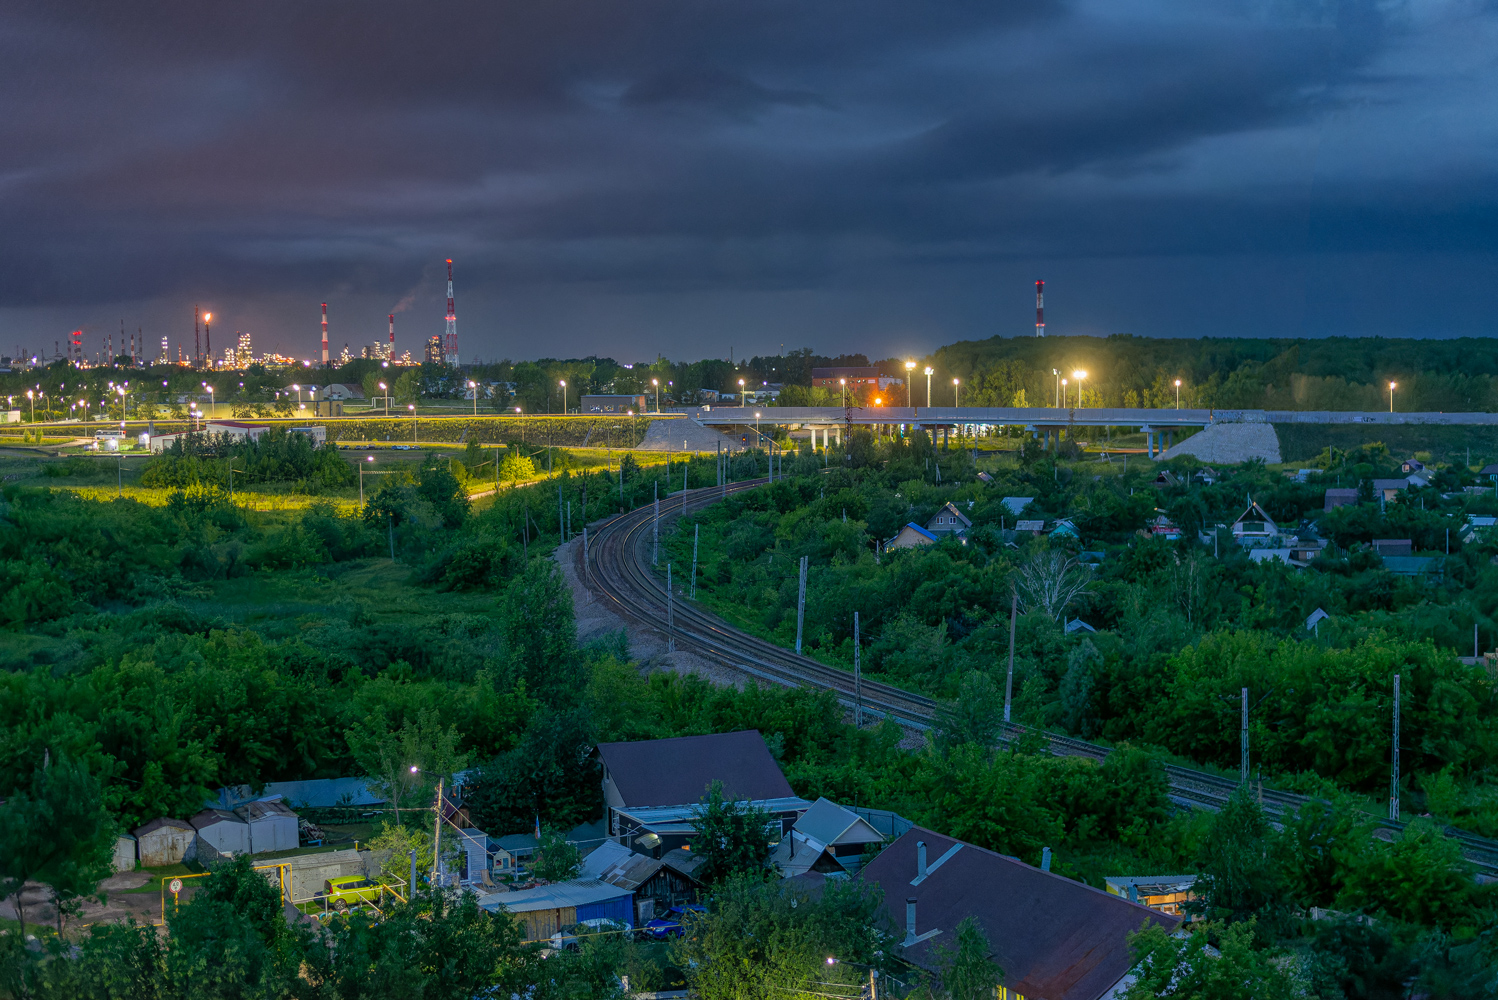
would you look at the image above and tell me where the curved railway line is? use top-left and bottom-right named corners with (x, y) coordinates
top-left (581, 478), bottom-right (1498, 878)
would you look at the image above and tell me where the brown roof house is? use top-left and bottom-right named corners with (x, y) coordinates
top-left (862, 829), bottom-right (1178, 1000)
top-left (597, 731), bottom-right (811, 858)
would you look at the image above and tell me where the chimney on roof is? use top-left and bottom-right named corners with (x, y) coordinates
top-left (1041, 847), bottom-right (1052, 872)
top-left (905, 897), bottom-right (917, 945)
top-left (917, 840), bottom-right (927, 879)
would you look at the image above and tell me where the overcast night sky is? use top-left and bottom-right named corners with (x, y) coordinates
top-left (2, 0), bottom-right (1497, 363)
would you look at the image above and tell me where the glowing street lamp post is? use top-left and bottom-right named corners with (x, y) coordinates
top-left (410, 404), bottom-right (417, 443)
top-left (953, 378), bottom-right (960, 407)
top-left (924, 366), bottom-right (933, 407)
top-left (839, 377), bottom-right (847, 407)
top-left (1174, 379), bottom-right (1182, 409)
top-left (1072, 370), bottom-right (1086, 408)
top-left (468, 380), bottom-right (478, 418)
top-left (652, 378), bottom-right (660, 413)
top-left (558, 380), bottom-right (567, 414)
top-left (1389, 381), bottom-right (1397, 413)
top-left (905, 361), bottom-right (916, 407)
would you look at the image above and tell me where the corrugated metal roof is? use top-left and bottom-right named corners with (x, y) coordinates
top-left (617, 796), bottom-right (812, 830)
top-left (598, 731), bottom-right (793, 809)
top-left (792, 797), bottom-right (883, 850)
top-left (191, 808), bottom-right (247, 831)
top-left (134, 817), bottom-right (193, 836)
top-left (476, 878), bottom-right (632, 914)
top-left (235, 800), bottom-right (297, 822)
top-left (862, 828), bottom-right (1178, 1000)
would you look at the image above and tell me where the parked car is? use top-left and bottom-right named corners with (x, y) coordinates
top-left (640, 905), bottom-right (705, 940)
top-left (318, 876), bottom-right (386, 911)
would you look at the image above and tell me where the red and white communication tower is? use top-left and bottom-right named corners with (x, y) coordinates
top-left (444, 259), bottom-right (458, 366)
top-left (1035, 280), bottom-right (1045, 338)
top-left (320, 302), bottom-right (329, 364)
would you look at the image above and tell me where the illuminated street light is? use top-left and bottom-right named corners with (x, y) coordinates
top-left (1174, 379), bottom-right (1182, 409)
top-left (839, 377), bottom-right (847, 408)
top-left (924, 366), bottom-right (933, 408)
top-left (953, 378), bottom-right (960, 407)
top-left (1389, 381), bottom-right (1397, 413)
top-left (905, 361), bottom-right (916, 407)
top-left (558, 379), bottom-right (567, 414)
top-left (1072, 370), bottom-right (1086, 408)
top-left (652, 378), bottom-right (660, 413)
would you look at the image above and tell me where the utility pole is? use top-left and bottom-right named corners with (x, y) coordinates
top-left (795, 555), bottom-right (808, 655)
top-left (559, 484), bottom-right (565, 543)
top-left (1004, 592), bottom-right (1017, 724)
top-left (853, 611), bottom-right (862, 728)
top-left (432, 775), bottom-right (444, 887)
top-left (1240, 688), bottom-right (1250, 784)
top-left (653, 482), bottom-right (659, 565)
top-left (583, 526), bottom-right (590, 600)
top-left (666, 563), bottom-right (675, 652)
top-left (691, 524), bottom-right (699, 598)
top-left (1390, 674), bottom-right (1401, 821)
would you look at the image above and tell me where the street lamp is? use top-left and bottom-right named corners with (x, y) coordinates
top-left (1389, 381), bottom-right (1397, 413)
top-left (953, 378), bottom-right (960, 407)
top-left (737, 378), bottom-right (745, 404)
top-left (755, 411), bottom-right (761, 443)
top-left (1174, 379), bottom-right (1182, 409)
top-left (558, 379), bottom-right (567, 414)
top-left (468, 380), bottom-right (478, 418)
top-left (360, 455), bottom-right (374, 505)
top-left (1061, 378), bottom-right (1068, 408)
top-left (839, 377), bottom-right (847, 408)
top-left (409, 404), bottom-right (417, 442)
top-left (1072, 370), bottom-right (1086, 408)
top-left (26, 389), bottom-right (34, 424)
top-left (379, 382), bottom-right (388, 416)
top-left (924, 366), bottom-right (934, 407)
top-left (652, 378), bottom-right (660, 413)
top-left (1052, 369), bottom-right (1060, 407)
top-left (905, 361), bottom-right (916, 407)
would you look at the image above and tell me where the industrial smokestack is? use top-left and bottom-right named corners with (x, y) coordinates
top-left (917, 841), bottom-right (927, 879)
top-left (321, 302), bottom-right (329, 365)
top-left (388, 313), bottom-right (395, 349)
top-left (1035, 280), bottom-right (1045, 338)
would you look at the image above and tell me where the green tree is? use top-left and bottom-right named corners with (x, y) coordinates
top-left (914, 916), bottom-right (1005, 1000)
top-left (689, 781), bottom-right (776, 885)
top-left (496, 559), bottom-right (580, 703)
top-left (1188, 786), bottom-right (1285, 927)
top-left (934, 671), bottom-right (1006, 751)
top-left (1121, 921), bottom-right (1304, 1000)
top-left (533, 828), bottom-right (583, 882)
top-left (673, 875), bottom-right (892, 1000)
top-left (0, 753), bottom-right (116, 938)
top-left (499, 450), bottom-right (535, 486)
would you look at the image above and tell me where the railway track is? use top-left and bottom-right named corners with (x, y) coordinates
top-left (581, 478), bottom-right (1498, 877)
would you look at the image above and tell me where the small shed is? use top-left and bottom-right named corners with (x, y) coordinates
top-left (478, 878), bottom-right (635, 940)
top-left (192, 808), bottom-right (251, 860)
top-left (493, 833), bottom-right (539, 875)
top-left (235, 800), bottom-right (300, 854)
top-left (134, 818), bottom-right (196, 867)
top-left (112, 834), bottom-right (138, 873)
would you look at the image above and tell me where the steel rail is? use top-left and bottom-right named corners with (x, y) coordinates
top-left (582, 477), bottom-right (1498, 876)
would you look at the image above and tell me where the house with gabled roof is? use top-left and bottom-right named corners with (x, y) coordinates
top-left (772, 797), bottom-right (886, 877)
top-left (887, 522), bottom-right (940, 550)
top-left (1230, 499), bottom-right (1279, 548)
top-left (597, 731), bottom-right (811, 858)
top-left (861, 828), bottom-right (1178, 1000)
top-left (924, 502), bottom-right (972, 537)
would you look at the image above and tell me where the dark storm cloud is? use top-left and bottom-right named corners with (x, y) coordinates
top-left (0, 0), bottom-right (1495, 356)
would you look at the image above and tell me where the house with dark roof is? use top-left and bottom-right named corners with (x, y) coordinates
top-left (862, 829), bottom-right (1178, 1000)
top-left (597, 731), bottom-right (810, 857)
top-left (1104, 875), bottom-right (1197, 917)
top-left (581, 840), bottom-right (704, 923)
